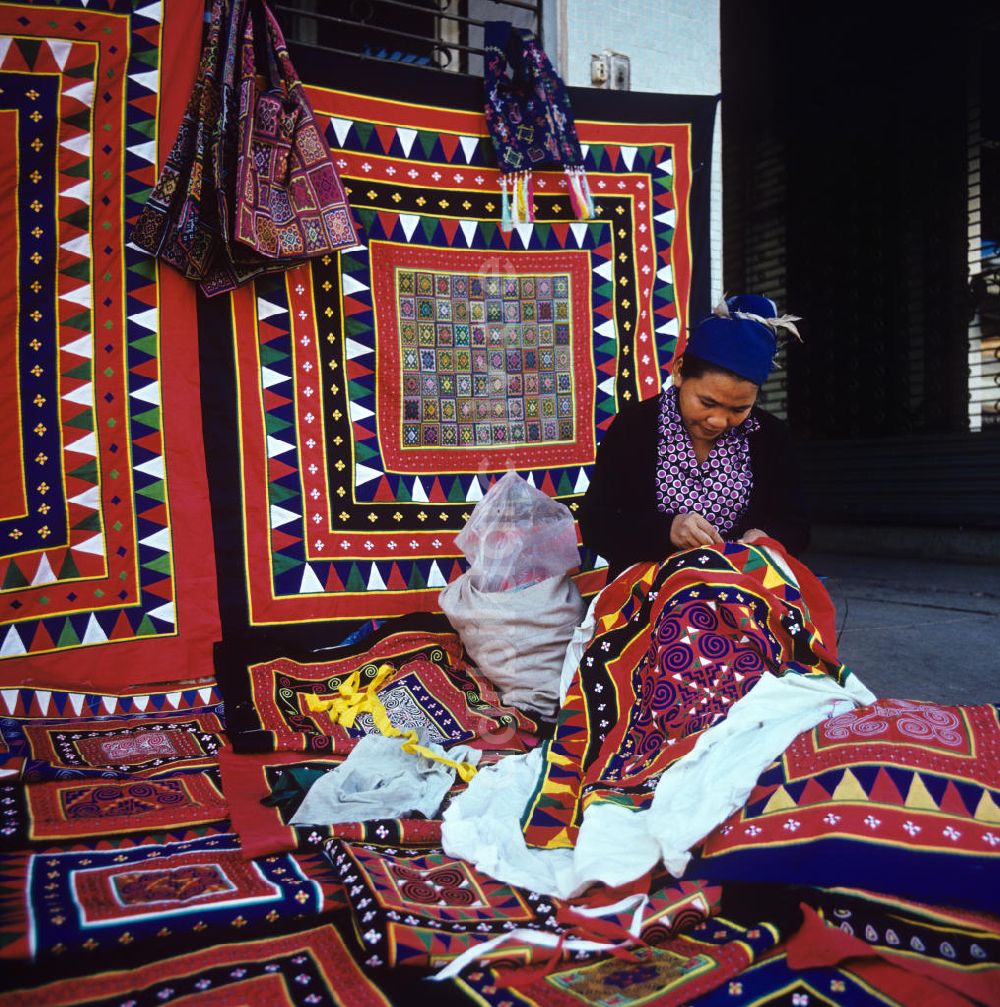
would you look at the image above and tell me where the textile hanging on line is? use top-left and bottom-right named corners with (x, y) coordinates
top-left (197, 69), bottom-right (715, 634)
top-left (130, 0), bottom-right (357, 295)
top-left (483, 20), bottom-right (594, 231)
top-left (0, 0), bottom-right (224, 690)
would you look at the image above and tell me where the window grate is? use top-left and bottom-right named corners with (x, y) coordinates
top-left (274, 0), bottom-right (542, 77)
top-left (967, 13), bottom-right (1000, 432)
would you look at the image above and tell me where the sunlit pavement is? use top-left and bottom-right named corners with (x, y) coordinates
top-left (804, 551), bottom-right (1000, 707)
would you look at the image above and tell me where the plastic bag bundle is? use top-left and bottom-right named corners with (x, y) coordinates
top-left (439, 472), bottom-right (584, 719)
top-left (455, 471), bottom-right (580, 592)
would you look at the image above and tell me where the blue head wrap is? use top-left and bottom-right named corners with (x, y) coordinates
top-left (685, 294), bottom-right (797, 386)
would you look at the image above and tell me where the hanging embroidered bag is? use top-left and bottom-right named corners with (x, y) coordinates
top-left (233, 3), bottom-right (358, 259)
top-left (129, 0), bottom-right (233, 287)
top-left (483, 20), bottom-right (594, 231)
top-left (131, 0), bottom-right (358, 297)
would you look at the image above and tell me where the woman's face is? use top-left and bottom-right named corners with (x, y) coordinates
top-left (674, 363), bottom-right (759, 445)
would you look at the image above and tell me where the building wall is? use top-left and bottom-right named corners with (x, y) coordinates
top-left (545, 0), bottom-right (723, 300)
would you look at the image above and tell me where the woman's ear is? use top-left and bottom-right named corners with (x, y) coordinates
top-left (672, 355), bottom-right (684, 387)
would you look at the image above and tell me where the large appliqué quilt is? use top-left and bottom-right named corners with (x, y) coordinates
top-left (0, 0), bottom-right (219, 689)
top-left (199, 55), bottom-right (715, 643)
top-left (521, 542), bottom-right (847, 850)
top-left (1, 5), bottom-right (996, 1007)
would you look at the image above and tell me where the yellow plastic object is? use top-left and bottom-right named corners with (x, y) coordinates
top-left (303, 664), bottom-right (478, 783)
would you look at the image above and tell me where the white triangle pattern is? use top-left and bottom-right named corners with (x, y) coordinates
top-left (130, 380), bottom-right (160, 406)
top-left (72, 533), bottom-right (105, 556)
top-left (128, 70), bottom-right (159, 94)
top-left (64, 81), bottom-right (96, 107)
top-left (147, 602), bottom-right (176, 625)
top-left (0, 627), bottom-right (25, 658)
top-left (367, 564), bottom-right (387, 591)
top-left (127, 140), bottom-right (157, 165)
top-left (459, 219), bottom-right (478, 247)
top-left (329, 117), bottom-right (352, 147)
top-left (82, 614), bottom-right (108, 645)
top-left (61, 133), bottom-right (90, 157)
top-left (62, 334), bottom-right (93, 357)
top-left (133, 456), bottom-right (165, 480)
top-left (60, 180), bottom-right (91, 204)
top-left (256, 297), bottom-right (285, 320)
top-left (135, 0), bottom-right (163, 21)
top-left (341, 275), bottom-right (369, 296)
top-left (59, 284), bottom-right (92, 308)
top-left (31, 554), bottom-right (57, 586)
top-left (62, 382), bottom-right (94, 406)
top-left (129, 308), bottom-right (159, 333)
top-left (344, 337), bottom-right (372, 360)
top-left (355, 463), bottom-right (382, 486)
top-left (140, 527), bottom-right (171, 552)
top-left (299, 564), bottom-right (325, 594)
top-left (396, 127), bottom-right (417, 156)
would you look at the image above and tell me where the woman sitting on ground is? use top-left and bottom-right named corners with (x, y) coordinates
top-left (579, 294), bottom-right (809, 582)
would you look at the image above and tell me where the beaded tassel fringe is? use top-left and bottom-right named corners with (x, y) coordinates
top-left (500, 170), bottom-right (534, 231)
top-left (566, 165), bottom-right (595, 220)
top-left (499, 166), bottom-right (593, 233)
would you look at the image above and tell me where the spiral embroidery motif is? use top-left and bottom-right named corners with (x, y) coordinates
top-left (822, 699), bottom-right (965, 748)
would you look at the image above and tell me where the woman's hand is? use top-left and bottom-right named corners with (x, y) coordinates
top-left (739, 528), bottom-right (768, 545)
top-left (670, 512), bottom-right (723, 550)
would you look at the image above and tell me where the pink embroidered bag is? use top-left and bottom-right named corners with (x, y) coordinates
top-left (233, 3), bottom-right (357, 258)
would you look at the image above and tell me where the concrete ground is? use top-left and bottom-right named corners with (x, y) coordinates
top-left (803, 551), bottom-right (1000, 706)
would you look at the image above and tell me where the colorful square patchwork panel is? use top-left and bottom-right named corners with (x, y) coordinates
top-left (0, 0), bottom-right (219, 685)
top-left (521, 543), bottom-right (847, 850)
top-left (686, 699), bottom-right (1000, 913)
top-left (203, 63), bottom-right (716, 629)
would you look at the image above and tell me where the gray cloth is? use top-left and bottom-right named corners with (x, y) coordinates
top-left (438, 572), bottom-right (585, 719)
top-left (288, 733), bottom-right (480, 827)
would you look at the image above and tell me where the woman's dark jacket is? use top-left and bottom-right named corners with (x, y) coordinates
top-left (578, 395), bottom-right (810, 581)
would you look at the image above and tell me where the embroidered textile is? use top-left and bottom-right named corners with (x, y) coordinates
top-left (9, 834), bottom-right (343, 966)
top-left (655, 386), bottom-right (759, 537)
top-left (455, 912), bottom-right (782, 1007)
top-left (2, 769), bottom-right (228, 849)
top-left (232, 3), bottom-right (358, 261)
top-left (686, 699), bottom-right (1000, 912)
top-left (0, 0), bottom-right (219, 686)
top-left (0, 925), bottom-right (387, 1007)
top-left (13, 712), bottom-right (226, 782)
top-left (794, 886), bottom-right (1000, 1000)
top-left (217, 621), bottom-right (540, 754)
top-left (130, 0), bottom-right (357, 295)
top-left (200, 59), bottom-right (715, 629)
top-left (328, 841), bottom-right (719, 969)
top-left (482, 21), bottom-right (592, 229)
top-left (521, 542), bottom-right (847, 850)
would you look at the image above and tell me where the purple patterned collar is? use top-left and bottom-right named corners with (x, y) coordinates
top-left (655, 385), bottom-right (759, 537)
